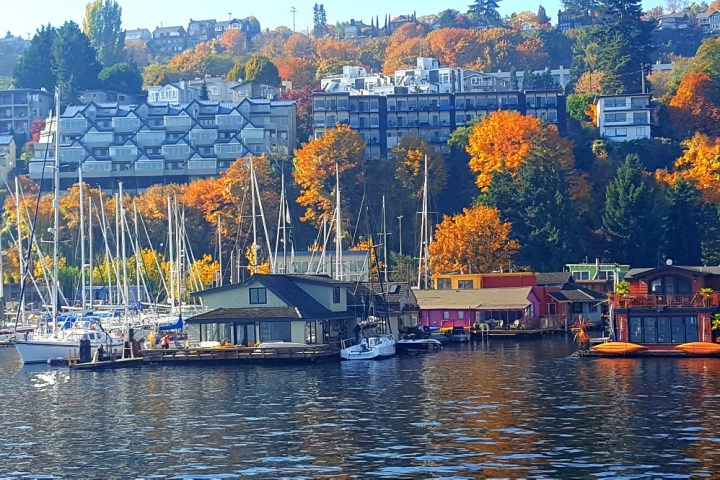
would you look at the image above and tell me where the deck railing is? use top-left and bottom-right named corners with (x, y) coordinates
top-left (612, 292), bottom-right (720, 308)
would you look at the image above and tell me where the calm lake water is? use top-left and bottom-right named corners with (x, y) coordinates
top-left (1, 336), bottom-right (719, 479)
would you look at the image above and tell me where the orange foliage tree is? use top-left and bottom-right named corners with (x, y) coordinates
top-left (383, 23), bottom-right (430, 73)
top-left (466, 110), bottom-right (573, 190)
top-left (392, 134), bottom-right (447, 199)
top-left (293, 123), bottom-right (365, 225)
top-left (426, 28), bottom-right (482, 67)
top-left (574, 70), bottom-right (608, 94)
top-left (667, 71), bottom-right (720, 139)
top-left (219, 29), bottom-right (247, 55)
top-left (657, 133), bottom-right (720, 203)
top-left (429, 205), bottom-right (520, 274)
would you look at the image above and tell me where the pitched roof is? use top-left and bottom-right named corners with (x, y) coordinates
top-left (414, 287), bottom-right (533, 310)
top-left (625, 265), bottom-right (720, 279)
top-left (548, 285), bottom-right (608, 303)
top-left (187, 307), bottom-right (299, 323)
top-left (536, 272), bottom-right (574, 286)
top-left (0, 135), bottom-right (14, 145)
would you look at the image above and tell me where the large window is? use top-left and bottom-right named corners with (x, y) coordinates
top-left (333, 286), bottom-right (341, 304)
top-left (457, 280), bottom-right (474, 289)
top-left (259, 321), bottom-right (291, 342)
top-left (649, 276), bottom-right (691, 294)
top-left (628, 315), bottom-right (698, 344)
top-left (249, 287), bottom-right (267, 305)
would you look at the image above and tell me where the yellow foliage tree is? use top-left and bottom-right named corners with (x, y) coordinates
top-left (33, 255), bottom-right (67, 280)
top-left (350, 237), bottom-right (380, 281)
top-left (657, 133), bottom-right (720, 203)
top-left (293, 123), bottom-right (365, 224)
top-left (429, 205), bottom-right (520, 274)
top-left (245, 244), bottom-right (271, 275)
top-left (466, 110), bottom-right (573, 190)
top-left (574, 70), bottom-right (607, 94)
top-left (186, 253), bottom-right (220, 292)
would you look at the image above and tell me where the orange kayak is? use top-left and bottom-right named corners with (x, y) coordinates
top-left (591, 342), bottom-right (648, 355)
top-left (675, 342), bottom-right (720, 355)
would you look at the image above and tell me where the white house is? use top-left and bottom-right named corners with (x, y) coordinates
top-left (594, 94), bottom-right (652, 142)
top-left (147, 81), bottom-right (201, 103)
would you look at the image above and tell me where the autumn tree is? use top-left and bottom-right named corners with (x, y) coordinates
top-left (659, 133), bottom-right (720, 204)
top-left (279, 87), bottom-right (316, 144)
top-left (293, 124), bottom-right (365, 225)
top-left (219, 29), bottom-right (247, 55)
top-left (392, 134), bottom-right (447, 200)
top-left (429, 205), bottom-right (519, 275)
top-left (666, 71), bottom-right (720, 139)
top-left (426, 28), bottom-right (482, 67)
top-left (466, 110), bottom-right (574, 190)
top-left (245, 55), bottom-right (281, 85)
top-left (83, 0), bottom-right (125, 66)
top-left (574, 70), bottom-right (607, 94)
top-left (383, 23), bottom-right (431, 74)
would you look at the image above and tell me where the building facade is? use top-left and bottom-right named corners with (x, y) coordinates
top-left (28, 98), bottom-right (296, 192)
top-left (312, 89), bottom-right (566, 158)
top-left (150, 26), bottom-right (188, 56)
top-left (0, 89), bottom-right (54, 143)
top-left (0, 134), bottom-right (16, 183)
top-left (595, 93), bottom-right (652, 142)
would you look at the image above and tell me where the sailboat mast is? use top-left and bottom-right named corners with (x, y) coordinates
top-left (79, 167), bottom-right (86, 309)
top-left (15, 178), bottom-right (25, 323)
top-left (381, 196), bottom-right (388, 283)
top-left (216, 214), bottom-right (223, 286)
top-left (119, 182), bottom-right (129, 318)
top-left (134, 201), bottom-right (141, 308)
top-left (249, 156), bottom-right (258, 273)
top-left (417, 155), bottom-right (429, 289)
top-left (88, 195), bottom-right (93, 309)
top-left (335, 162), bottom-right (342, 281)
top-left (51, 90), bottom-right (60, 328)
top-left (167, 196), bottom-right (175, 310)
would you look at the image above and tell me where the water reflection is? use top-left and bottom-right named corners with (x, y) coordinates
top-left (1, 338), bottom-right (720, 478)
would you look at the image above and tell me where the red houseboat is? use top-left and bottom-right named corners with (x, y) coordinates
top-left (609, 265), bottom-right (720, 354)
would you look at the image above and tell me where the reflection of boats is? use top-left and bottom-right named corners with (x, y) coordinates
top-left (340, 317), bottom-right (396, 360)
top-left (396, 337), bottom-right (442, 354)
top-left (591, 342), bottom-right (648, 355)
top-left (675, 342), bottom-right (720, 355)
top-left (0, 329), bottom-right (16, 345)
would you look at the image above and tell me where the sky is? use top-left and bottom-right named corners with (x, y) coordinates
top-left (1, 0), bottom-right (660, 39)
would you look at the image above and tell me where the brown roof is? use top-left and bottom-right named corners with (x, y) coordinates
top-left (414, 287), bottom-right (532, 310)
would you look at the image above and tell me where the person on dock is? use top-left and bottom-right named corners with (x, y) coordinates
top-left (161, 334), bottom-right (171, 349)
top-left (93, 343), bottom-right (104, 363)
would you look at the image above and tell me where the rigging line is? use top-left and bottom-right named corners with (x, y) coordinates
top-left (14, 102), bottom-right (55, 328)
top-left (138, 209), bottom-right (170, 306)
top-left (350, 190), bottom-right (366, 247)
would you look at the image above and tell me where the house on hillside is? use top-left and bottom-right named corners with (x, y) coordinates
top-left (611, 265), bottom-right (720, 347)
top-left (595, 93), bottom-right (652, 142)
top-left (188, 274), bottom-right (356, 346)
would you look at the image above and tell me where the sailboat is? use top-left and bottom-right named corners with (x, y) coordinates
top-left (14, 92), bottom-right (124, 364)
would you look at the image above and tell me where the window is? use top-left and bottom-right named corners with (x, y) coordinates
top-left (458, 311), bottom-right (465, 320)
top-left (436, 278), bottom-right (451, 289)
top-left (457, 280), bottom-right (474, 289)
top-left (249, 287), bottom-right (267, 304)
top-left (259, 321), bottom-right (291, 342)
top-left (629, 315), bottom-right (698, 343)
top-left (572, 303), bottom-right (583, 313)
top-left (333, 286), bottom-right (341, 304)
top-left (605, 113), bottom-right (626, 123)
top-left (443, 311), bottom-right (450, 320)
top-left (548, 304), bottom-right (556, 315)
top-left (649, 275), bottom-right (691, 294)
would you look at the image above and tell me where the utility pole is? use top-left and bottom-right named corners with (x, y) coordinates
top-left (290, 7), bottom-right (297, 32)
top-left (397, 215), bottom-right (403, 256)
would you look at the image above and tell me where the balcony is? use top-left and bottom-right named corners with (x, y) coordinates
top-left (612, 292), bottom-right (720, 309)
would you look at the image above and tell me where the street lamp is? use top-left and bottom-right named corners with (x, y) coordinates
top-left (397, 215), bottom-right (403, 256)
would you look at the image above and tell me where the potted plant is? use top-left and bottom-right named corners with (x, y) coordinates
top-left (700, 287), bottom-right (713, 307)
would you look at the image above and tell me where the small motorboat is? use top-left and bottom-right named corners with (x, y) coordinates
top-left (340, 334), bottom-right (396, 360)
top-left (396, 337), bottom-right (442, 354)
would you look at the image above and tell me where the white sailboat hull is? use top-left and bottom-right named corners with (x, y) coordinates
top-left (340, 335), bottom-right (396, 360)
top-left (15, 332), bottom-right (124, 364)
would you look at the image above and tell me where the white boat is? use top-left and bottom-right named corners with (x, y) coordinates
top-left (340, 334), bottom-right (396, 360)
top-left (0, 329), bottom-right (16, 344)
top-left (15, 319), bottom-right (124, 364)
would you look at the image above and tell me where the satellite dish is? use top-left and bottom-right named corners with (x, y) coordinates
top-left (666, 259), bottom-right (673, 266)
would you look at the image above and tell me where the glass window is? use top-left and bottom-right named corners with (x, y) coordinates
top-left (458, 311), bottom-right (465, 320)
top-left (643, 317), bottom-right (657, 343)
top-left (657, 317), bottom-right (670, 343)
top-left (457, 280), bottom-right (473, 289)
top-left (685, 316), bottom-right (698, 342)
top-left (629, 317), bottom-right (643, 342)
top-left (572, 303), bottom-right (583, 313)
top-left (249, 287), bottom-right (267, 304)
top-left (436, 278), bottom-right (451, 289)
top-left (259, 321), bottom-right (291, 342)
top-left (333, 286), bottom-right (341, 304)
top-left (443, 311), bottom-right (450, 319)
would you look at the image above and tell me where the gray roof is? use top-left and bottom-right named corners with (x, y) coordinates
top-left (186, 307), bottom-right (299, 323)
top-left (536, 272), bottom-right (574, 286)
top-left (625, 265), bottom-right (720, 279)
top-left (0, 135), bottom-right (14, 145)
top-left (548, 286), bottom-right (608, 303)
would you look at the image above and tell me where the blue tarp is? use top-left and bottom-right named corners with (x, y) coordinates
top-left (158, 315), bottom-right (183, 331)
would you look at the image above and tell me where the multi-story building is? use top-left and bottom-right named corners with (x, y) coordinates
top-left (656, 12), bottom-right (691, 30)
top-left (147, 81), bottom-right (202, 103)
top-left (557, 9), bottom-right (596, 32)
top-left (595, 93), bottom-right (652, 142)
top-left (313, 89), bottom-right (566, 158)
top-left (696, 10), bottom-right (720, 32)
top-left (149, 26), bottom-right (187, 56)
top-left (79, 90), bottom-right (146, 106)
top-left (321, 66), bottom-right (393, 94)
top-left (0, 89), bottom-right (54, 143)
top-left (124, 28), bottom-right (152, 43)
top-left (28, 98), bottom-right (296, 192)
top-left (187, 19), bottom-right (216, 46)
top-left (393, 57), bottom-right (463, 94)
top-left (0, 134), bottom-right (17, 183)
top-left (462, 70), bottom-right (512, 92)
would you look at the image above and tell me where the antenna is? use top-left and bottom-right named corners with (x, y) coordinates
top-left (228, 12), bottom-right (232, 21)
top-left (290, 6), bottom-right (297, 32)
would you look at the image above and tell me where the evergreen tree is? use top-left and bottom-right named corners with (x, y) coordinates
top-left (522, 66), bottom-right (534, 90)
top-left (561, 0), bottom-right (599, 17)
top-left (467, 0), bottom-right (502, 27)
top-left (313, 4), bottom-right (327, 37)
top-left (200, 81), bottom-right (209, 100)
top-left (602, 154), bottom-right (660, 266)
top-left (244, 55), bottom-right (281, 86)
top-left (593, 0), bottom-right (655, 93)
top-left (83, 0), bottom-right (125, 66)
top-left (98, 62), bottom-right (142, 93)
top-left (537, 5), bottom-right (550, 24)
top-left (52, 21), bottom-right (102, 104)
top-left (661, 178), bottom-right (704, 265)
top-left (13, 25), bottom-right (57, 91)
top-left (509, 66), bottom-right (519, 90)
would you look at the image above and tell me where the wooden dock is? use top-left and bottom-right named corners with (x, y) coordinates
top-left (471, 327), bottom-right (563, 339)
top-left (140, 344), bottom-right (339, 364)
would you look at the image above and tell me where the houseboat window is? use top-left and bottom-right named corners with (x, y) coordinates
top-left (548, 304), bottom-right (556, 315)
top-left (333, 286), bottom-right (341, 304)
top-left (649, 276), bottom-right (691, 294)
top-left (436, 278), bottom-right (451, 289)
top-left (457, 280), bottom-right (474, 289)
top-left (259, 321), bottom-right (291, 342)
top-left (630, 315), bottom-right (698, 343)
top-left (458, 311), bottom-right (465, 320)
top-left (572, 303), bottom-right (583, 313)
top-left (443, 311), bottom-right (450, 319)
top-left (249, 287), bottom-right (267, 304)
top-left (305, 321), bottom-right (317, 344)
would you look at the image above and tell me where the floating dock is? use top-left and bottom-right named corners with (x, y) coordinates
top-left (140, 344), bottom-right (339, 364)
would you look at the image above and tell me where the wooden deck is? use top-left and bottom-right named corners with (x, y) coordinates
top-left (575, 349), bottom-right (720, 358)
top-left (140, 344), bottom-right (339, 364)
top-left (470, 327), bottom-right (563, 339)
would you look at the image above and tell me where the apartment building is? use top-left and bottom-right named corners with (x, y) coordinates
top-left (393, 57), bottom-right (463, 94)
top-left (28, 99), bottom-right (296, 192)
top-left (187, 19), bottom-right (216, 46)
top-left (0, 134), bottom-right (16, 183)
top-left (313, 89), bottom-right (566, 158)
top-left (149, 26), bottom-right (187, 56)
top-left (0, 89), bottom-right (54, 142)
top-left (595, 93), bottom-right (652, 142)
